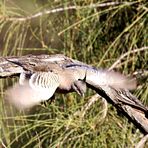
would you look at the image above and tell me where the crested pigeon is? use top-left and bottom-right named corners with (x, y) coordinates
top-left (4, 55), bottom-right (138, 110)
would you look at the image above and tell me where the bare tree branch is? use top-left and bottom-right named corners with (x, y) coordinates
top-left (109, 47), bottom-right (148, 70)
top-left (135, 134), bottom-right (148, 148)
top-left (4, 2), bottom-right (136, 22)
top-left (74, 94), bottom-right (108, 120)
top-left (0, 54), bottom-right (148, 134)
top-left (0, 139), bottom-right (7, 148)
top-left (93, 86), bottom-right (148, 134)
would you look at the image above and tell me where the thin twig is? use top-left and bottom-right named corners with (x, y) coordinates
top-left (74, 94), bottom-right (100, 117)
top-left (80, 94), bottom-right (100, 117)
top-left (74, 94), bottom-right (108, 120)
top-left (100, 97), bottom-right (108, 120)
top-left (135, 134), bottom-right (148, 148)
top-left (5, 2), bottom-right (135, 22)
top-left (0, 139), bottom-right (7, 148)
top-left (109, 47), bottom-right (148, 70)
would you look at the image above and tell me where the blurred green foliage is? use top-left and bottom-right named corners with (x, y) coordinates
top-left (0, 0), bottom-right (148, 147)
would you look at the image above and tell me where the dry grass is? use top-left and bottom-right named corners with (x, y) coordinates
top-left (0, 0), bottom-right (148, 147)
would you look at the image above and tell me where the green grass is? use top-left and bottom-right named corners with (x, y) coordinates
top-left (0, 0), bottom-right (148, 147)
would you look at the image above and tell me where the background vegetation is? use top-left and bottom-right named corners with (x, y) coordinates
top-left (0, 0), bottom-right (148, 147)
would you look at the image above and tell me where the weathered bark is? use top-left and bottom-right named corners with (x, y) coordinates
top-left (0, 54), bottom-right (148, 134)
top-left (93, 86), bottom-right (148, 134)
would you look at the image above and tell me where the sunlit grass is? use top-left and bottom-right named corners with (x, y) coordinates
top-left (0, 0), bottom-right (148, 147)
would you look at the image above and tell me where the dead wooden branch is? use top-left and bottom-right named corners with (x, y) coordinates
top-left (4, 2), bottom-right (127, 22)
top-left (109, 46), bottom-right (148, 70)
top-left (0, 54), bottom-right (148, 134)
top-left (135, 134), bottom-right (148, 148)
top-left (74, 94), bottom-right (108, 120)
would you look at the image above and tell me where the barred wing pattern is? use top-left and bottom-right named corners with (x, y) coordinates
top-left (5, 71), bottom-right (60, 109)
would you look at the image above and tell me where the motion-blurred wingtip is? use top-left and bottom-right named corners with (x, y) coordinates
top-left (126, 77), bottom-right (137, 90)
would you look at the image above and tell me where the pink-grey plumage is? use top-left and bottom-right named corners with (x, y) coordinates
top-left (4, 55), bottom-right (137, 110)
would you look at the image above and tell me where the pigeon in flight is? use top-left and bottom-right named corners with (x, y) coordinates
top-left (3, 54), bottom-right (137, 110)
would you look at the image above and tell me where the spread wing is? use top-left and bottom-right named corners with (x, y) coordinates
top-left (5, 71), bottom-right (60, 110)
top-left (85, 69), bottom-right (137, 90)
top-left (64, 64), bottom-right (136, 90)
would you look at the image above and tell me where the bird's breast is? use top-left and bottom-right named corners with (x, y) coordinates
top-left (58, 75), bottom-right (74, 91)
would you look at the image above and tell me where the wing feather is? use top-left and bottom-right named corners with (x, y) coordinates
top-left (86, 69), bottom-right (136, 90)
top-left (5, 71), bottom-right (60, 110)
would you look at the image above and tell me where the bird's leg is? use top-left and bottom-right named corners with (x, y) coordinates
top-left (72, 80), bottom-right (87, 96)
